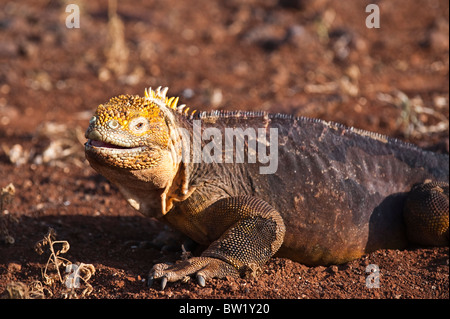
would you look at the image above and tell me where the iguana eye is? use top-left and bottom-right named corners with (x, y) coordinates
top-left (108, 119), bottom-right (120, 129)
top-left (129, 117), bottom-right (149, 134)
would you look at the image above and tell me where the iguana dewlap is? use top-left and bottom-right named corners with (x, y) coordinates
top-left (84, 87), bottom-right (449, 289)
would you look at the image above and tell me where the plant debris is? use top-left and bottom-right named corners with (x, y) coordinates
top-left (30, 228), bottom-right (96, 299)
top-left (1, 183), bottom-right (18, 245)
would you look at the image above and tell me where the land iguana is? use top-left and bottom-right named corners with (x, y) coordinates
top-left (84, 87), bottom-right (449, 289)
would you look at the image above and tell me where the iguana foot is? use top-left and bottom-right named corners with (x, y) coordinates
top-left (148, 196), bottom-right (285, 289)
top-left (148, 257), bottom-right (239, 290)
top-left (404, 180), bottom-right (449, 246)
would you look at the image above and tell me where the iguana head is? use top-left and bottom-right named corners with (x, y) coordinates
top-left (85, 87), bottom-right (185, 213)
top-left (85, 87), bottom-right (180, 168)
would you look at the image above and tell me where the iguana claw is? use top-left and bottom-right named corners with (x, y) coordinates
top-left (147, 276), bottom-right (153, 287)
top-left (161, 276), bottom-right (168, 290)
top-left (197, 274), bottom-right (206, 287)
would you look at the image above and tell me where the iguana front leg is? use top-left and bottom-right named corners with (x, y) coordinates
top-left (149, 196), bottom-right (286, 289)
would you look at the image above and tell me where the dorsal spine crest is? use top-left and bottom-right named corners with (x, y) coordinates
top-left (144, 86), bottom-right (188, 113)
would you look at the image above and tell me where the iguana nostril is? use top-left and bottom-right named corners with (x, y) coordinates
top-left (86, 129), bottom-right (103, 141)
top-left (89, 116), bottom-right (96, 125)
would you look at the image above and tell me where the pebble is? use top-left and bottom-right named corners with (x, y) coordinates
top-left (8, 262), bottom-right (22, 272)
top-left (329, 265), bottom-right (339, 274)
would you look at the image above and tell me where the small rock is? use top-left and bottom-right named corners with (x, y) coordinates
top-left (329, 265), bottom-right (339, 274)
top-left (199, 287), bottom-right (213, 296)
top-left (8, 262), bottom-right (22, 272)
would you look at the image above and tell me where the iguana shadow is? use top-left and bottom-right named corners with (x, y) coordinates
top-left (366, 192), bottom-right (409, 254)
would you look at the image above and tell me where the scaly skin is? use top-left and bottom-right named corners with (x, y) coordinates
top-left (85, 87), bottom-right (449, 289)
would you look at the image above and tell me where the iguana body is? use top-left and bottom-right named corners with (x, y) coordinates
top-left (85, 87), bottom-right (449, 288)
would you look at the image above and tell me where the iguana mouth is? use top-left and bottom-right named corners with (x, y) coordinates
top-left (85, 128), bottom-right (140, 150)
top-left (88, 139), bottom-right (129, 149)
top-left (85, 139), bottom-right (146, 153)
top-left (85, 138), bottom-right (159, 170)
